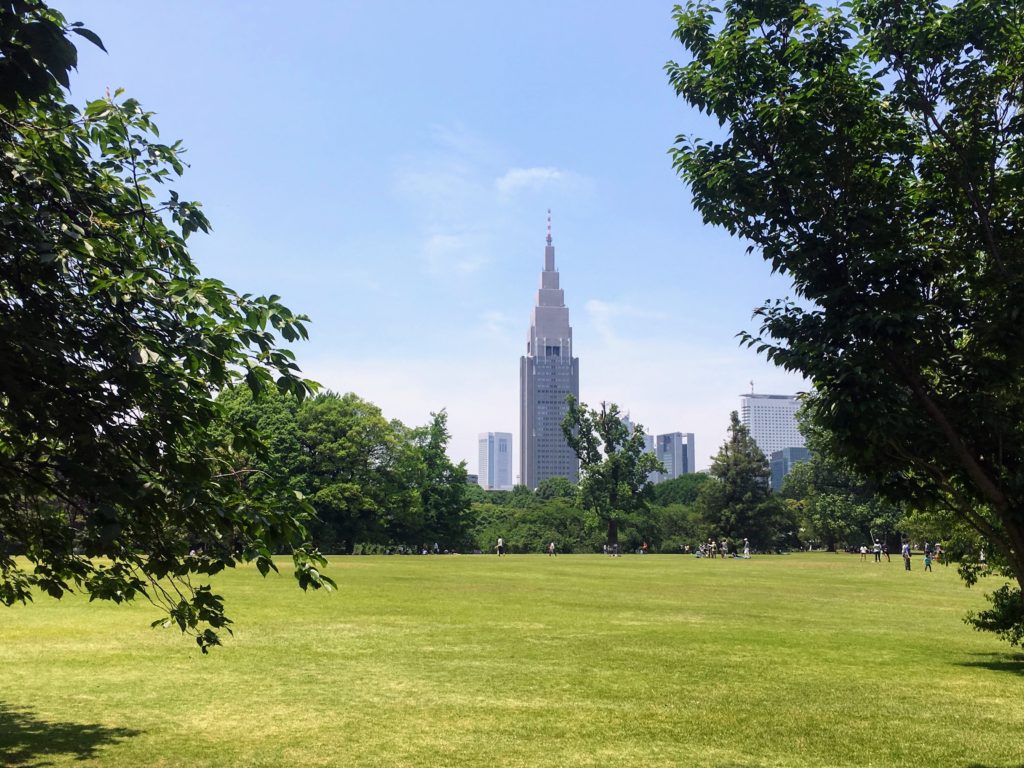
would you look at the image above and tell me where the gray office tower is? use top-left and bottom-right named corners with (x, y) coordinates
top-left (655, 432), bottom-right (696, 482)
top-left (520, 215), bottom-right (579, 489)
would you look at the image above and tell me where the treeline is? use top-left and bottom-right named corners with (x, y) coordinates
top-left (224, 389), bottom-right (932, 557)
top-left (467, 474), bottom-right (713, 554)
top-left (460, 408), bottom-right (790, 554)
top-left (218, 387), bottom-right (471, 553)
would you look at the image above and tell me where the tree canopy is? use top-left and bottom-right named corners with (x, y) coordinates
top-left (780, 410), bottom-right (904, 551)
top-left (536, 476), bottom-right (578, 501)
top-left (217, 388), bottom-right (472, 554)
top-left (0, 1), bottom-right (331, 650)
top-left (562, 398), bottom-right (664, 546)
top-left (653, 473), bottom-right (712, 506)
top-left (668, 0), bottom-right (1024, 643)
top-left (699, 412), bottom-right (796, 550)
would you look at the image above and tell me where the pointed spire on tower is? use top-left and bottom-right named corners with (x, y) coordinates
top-left (546, 209), bottom-right (552, 246)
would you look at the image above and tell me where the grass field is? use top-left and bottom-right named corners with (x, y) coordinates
top-left (1, 553), bottom-right (1023, 767)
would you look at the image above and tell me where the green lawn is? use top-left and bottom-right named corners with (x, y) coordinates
top-left (1, 553), bottom-right (1022, 767)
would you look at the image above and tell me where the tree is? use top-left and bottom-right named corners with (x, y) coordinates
top-left (214, 385), bottom-right (305, 495)
top-left (0, 2), bottom-right (332, 650)
top-left (561, 398), bottom-right (664, 546)
top-left (649, 503), bottom-right (703, 552)
top-left (507, 484), bottom-right (540, 509)
top-left (295, 393), bottom-right (420, 553)
top-left (217, 390), bottom-right (471, 553)
top-left (700, 412), bottom-right (795, 549)
top-left (653, 473), bottom-right (712, 506)
top-left (536, 476), bottom-right (578, 501)
top-left (668, 0), bottom-right (1024, 643)
top-left (784, 462), bottom-right (872, 552)
top-left (780, 462), bottom-right (863, 552)
top-left (780, 412), bottom-right (904, 551)
top-left (409, 410), bottom-right (471, 549)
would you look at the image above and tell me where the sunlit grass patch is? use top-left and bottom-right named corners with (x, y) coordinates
top-left (1, 553), bottom-right (1022, 767)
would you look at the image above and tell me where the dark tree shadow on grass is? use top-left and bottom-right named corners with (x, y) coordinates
top-left (0, 703), bottom-right (141, 767)
top-left (955, 651), bottom-right (1024, 676)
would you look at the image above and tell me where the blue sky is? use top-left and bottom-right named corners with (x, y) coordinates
top-left (63, 1), bottom-right (806, 472)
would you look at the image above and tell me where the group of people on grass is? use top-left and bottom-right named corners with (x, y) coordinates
top-left (382, 543), bottom-right (456, 555)
top-left (900, 540), bottom-right (939, 571)
top-left (858, 541), bottom-right (891, 562)
top-left (694, 537), bottom-right (751, 559)
top-left (857, 539), bottom-right (946, 572)
top-left (497, 538), bottom-right (753, 557)
top-left (495, 537), bottom-right (989, 567)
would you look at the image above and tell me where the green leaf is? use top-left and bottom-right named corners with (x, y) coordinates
top-left (70, 26), bottom-right (107, 52)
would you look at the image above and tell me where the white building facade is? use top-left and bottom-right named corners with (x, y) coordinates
top-left (739, 393), bottom-right (804, 458)
top-left (478, 432), bottom-right (514, 491)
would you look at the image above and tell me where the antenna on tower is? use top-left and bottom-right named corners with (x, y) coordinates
top-left (750, 380), bottom-right (755, 394)
top-left (546, 209), bottom-right (552, 245)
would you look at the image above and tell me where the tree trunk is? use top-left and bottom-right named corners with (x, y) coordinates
top-left (607, 519), bottom-right (618, 546)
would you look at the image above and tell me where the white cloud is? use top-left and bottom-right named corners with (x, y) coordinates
top-left (394, 164), bottom-right (482, 229)
top-left (392, 127), bottom-right (504, 277)
top-left (495, 166), bottom-right (566, 195)
top-left (422, 232), bottom-right (488, 274)
top-left (584, 297), bottom-right (668, 347)
top-left (428, 123), bottom-right (497, 166)
top-left (480, 310), bottom-right (514, 337)
top-left (391, 125), bottom-right (593, 279)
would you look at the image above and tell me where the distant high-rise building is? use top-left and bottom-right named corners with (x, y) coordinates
top-left (478, 432), bottom-right (513, 491)
top-left (520, 213), bottom-right (579, 489)
top-left (655, 432), bottom-right (696, 482)
top-left (643, 433), bottom-right (657, 484)
top-left (770, 446), bottom-right (811, 492)
top-left (739, 392), bottom-right (804, 458)
top-left (622, 414), bottom-right (659, 484)
top-left (620, 414), bottom-right (650, 446)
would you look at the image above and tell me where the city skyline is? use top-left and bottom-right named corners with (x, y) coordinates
top-left (63, 2), bottom-right (808, 471)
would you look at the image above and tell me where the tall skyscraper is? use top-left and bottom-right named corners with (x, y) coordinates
top-left (478, 432), bottom-right (513, 491)
top-left (655, 432), bottom-right (696, 482)
top-left (739, 392), bottom-right (804, 458)
top-left (520, 213), bottom-right (579, 489)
